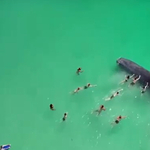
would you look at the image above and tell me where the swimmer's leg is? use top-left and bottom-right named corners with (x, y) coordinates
top-left (70, 91), bottom-right (74, 94)
top-left (70, 90), bottom-right (77, 95)
top-left (119, 80), bottom-right (125, 85)
top-left (76, 71), bottom-right (79, 75)
top-left (92, 110), bottom-right (98, 114)
top-left (105, 97), bottom-right (111, 101)
top-left (111, 122), bottom-right (116, 126)
top-left (98, 110), bottom-right (102, 115)
top-left (94, 110), bottom-right (99, 112)
top-left (118, 89), bottom-right (123, 92)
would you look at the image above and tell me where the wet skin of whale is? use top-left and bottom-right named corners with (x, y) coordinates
top-left (116, 58), bottom-right (150, 85)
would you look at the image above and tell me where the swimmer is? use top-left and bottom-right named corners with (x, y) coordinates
top-left (141, 82), bottom-right (148, 94)
top-left (94, 105), bottom-right (106, 115)
top-left (130, 75), bottom-right (141, 86)
top-left (50, 104), bottom-right (55, 110)
top-left (71, 87), bottom-right (82, 94)
top-left (0, 145), bottom-right (11, 150)
top-left (105, 89), bottom-right (123, 101)
top-left (62, 113), bottom-right (67, 121)
top-left (112, 115), bottom-right (126, 125)
top-left (120, 74), bottom-right (135, 84)
top-left (76, 67), bottom-right (83, 75)
top-left (84, 83), bottom-right (97, 89)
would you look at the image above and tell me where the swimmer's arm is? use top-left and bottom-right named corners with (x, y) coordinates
top-left (130, 74), bottom-right (135, 78)
top-left (137, 75), bottom-right (141, 80)
top-left (122, 116), bottom-right (126, 119)
top-left (79, 70), bottom-right (83, 73)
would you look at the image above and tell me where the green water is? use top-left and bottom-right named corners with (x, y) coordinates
top-left (1, 0), bottom-right (150, 150)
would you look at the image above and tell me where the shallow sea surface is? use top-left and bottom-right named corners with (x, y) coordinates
top-left (0, 0), bottom-right (150, 150)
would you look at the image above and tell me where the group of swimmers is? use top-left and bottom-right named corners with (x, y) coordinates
top-left (120, 74), bottom-right (148, 93)
top-left (50, 68), bottom-right (149, 124)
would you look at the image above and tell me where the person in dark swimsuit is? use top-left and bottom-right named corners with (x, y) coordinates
top-left (76, 68), bottom-right (83, 75)
top-left (62, 113), bottom-right (67, 121)
top-left (50, 104), bottom-right (55, 110)
top-left (105, 89), bottom-right (123, 101)
top-left (110, 92), bottom-right (119, 99)
top-left (84, 83), bottom-right (97, 89)
top-left (113, 115), bottom-right (126, 125)
top-left (141, 82), bottom-right (148, 94)
top-left (120, 74), bottom-right (134, 84)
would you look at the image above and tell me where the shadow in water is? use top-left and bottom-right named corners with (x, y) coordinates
top-left (107, 124), bottom-right (121, 135)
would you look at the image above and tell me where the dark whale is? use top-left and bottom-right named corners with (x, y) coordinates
top-left (116, 57), bottom-right (150, 84)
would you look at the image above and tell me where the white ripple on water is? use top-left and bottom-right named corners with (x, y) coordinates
top-left (136, 114), bottom-right (140, 119)
top-left (88, 122), bottom-right (91, 126)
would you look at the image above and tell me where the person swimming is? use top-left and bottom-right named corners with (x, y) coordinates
top-left (120, 74), bottom-right (135, 84)
top-left (105, 89), bottom-right (123, 101)
top-left (76, 68), bottom-right (83, 75)
top-left (0, 145), bottom-right (11, 150)
top-left (62, 113), bottom-right (67, 121)
top-left (112, 115), bottom-right (126, 125)
top-left (94, 105), bottom-right (106, 115)
top-left (84, 83), bottom-right (97, 89)
top-left (141, 82), bottom-right (148, 94)
top-left (50, 104), bottom-right (55, 110)
top-left (130, 75), bottom-right (141, 85)
top-left (71, 87), bottom-right (82, 94)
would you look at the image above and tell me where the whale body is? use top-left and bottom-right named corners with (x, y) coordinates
top-left (116, 57), bottom-right (150, 84)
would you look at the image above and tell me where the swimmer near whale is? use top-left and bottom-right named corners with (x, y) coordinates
top-left (116, 57), bottom-right (150, 85)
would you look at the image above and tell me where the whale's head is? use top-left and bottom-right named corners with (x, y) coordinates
top-left (116, 57), bottom-right (123, 64)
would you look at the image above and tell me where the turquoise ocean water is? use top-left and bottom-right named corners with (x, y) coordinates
top-left (1, 0), bottom-right (150, 150)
